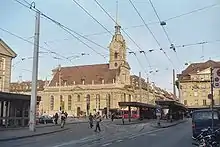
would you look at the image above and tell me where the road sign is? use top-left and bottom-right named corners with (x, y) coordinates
top-left (213, 68), bottom-right (220, 88)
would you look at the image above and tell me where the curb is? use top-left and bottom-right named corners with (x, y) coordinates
top-left (0, 121), bottom-right (88, 132)
top-left (151, 120), bottom-right (187, 128)
top-left (0, 128), bottom-right (69, 142)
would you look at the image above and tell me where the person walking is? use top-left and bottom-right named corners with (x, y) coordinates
top-left (89, 113), bottom-right (93, 128)
top-left (94, 112), bottom-right (101, 132)
top-left (60, 111), bottom-right (66, 128)
top-left (54, 113), bottom-right (58, 125)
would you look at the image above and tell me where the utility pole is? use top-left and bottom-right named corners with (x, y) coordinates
top-left (173, 69), bottom-right (176, 97)
top-left (210, 67), bottom-right (214, 132)
top-left (29, 10), bottom-right (40, 132)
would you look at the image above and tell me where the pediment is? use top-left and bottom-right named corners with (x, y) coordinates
top-left (0, 39), bottom-right (17, 58)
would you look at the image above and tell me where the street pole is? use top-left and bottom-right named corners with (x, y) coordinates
top-left (29, 10), bottom-right (40, 131)
top-left (210, 67), bottom-right (214, 132)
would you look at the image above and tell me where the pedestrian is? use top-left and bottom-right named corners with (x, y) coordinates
top-left (60, 111), bottom-right (66, 128)
top-left (89, 113), bottom-right (93, 128)
top-left (94, 112), bottom-right (101, 132)
top-left (54, 113), bottom-right (58, 125)
top-left (111, 113), bottom-right (114, 122)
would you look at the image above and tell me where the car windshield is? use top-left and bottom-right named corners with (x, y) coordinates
top-left (193, 111), bottom-right (219, 120)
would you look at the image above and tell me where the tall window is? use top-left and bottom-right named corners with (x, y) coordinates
top-left (184, 100), bottom-right (187, 105)
top-left (106, 94), bottom-right (111, 108)
top-left (114, 52), bottom-right (118, 59)
top-left (203, 100), bottom-right (207, 106)
top-left (50, 96), bottom-right (54, 110)
top-left (68, 95), bottom-right (72, 110)
top-left (96, 94), bottom-right (100, 110)
top-left (128, 94), bottom-right (131, 102)
top-left (195, 99), bottom-right (199, 105)
top-left (124, 93), bottom-right (126, 102)
top-left (86, 94), bottom-right (90, 115)
top-left (77, 94), bottom-right (80, 102)
top-left (60, 95), bottom-right (64, 111)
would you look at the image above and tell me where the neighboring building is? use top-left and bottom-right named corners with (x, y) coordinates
top-left (9, 80), bottom-right (47, 115)
top-left (10, 24), bottom-right (175, 117)
top-left (0, 39), bottom-right (42, 127)
top-left (0, 39), bottom-right (17, 92)
top-left (177, 60), bottom-right (220, 108)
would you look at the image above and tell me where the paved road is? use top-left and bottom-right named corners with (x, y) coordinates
top-left (89, 120), bottom-right (193, 147)
top-left (0, 120), bottom-right (149, 147)
top-left (0, 120), bottom-right (193, 147)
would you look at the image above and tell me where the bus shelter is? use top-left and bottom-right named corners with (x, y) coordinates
top-left (118, 102), bottom-right (157, 121)
top-left (155, 100), bottom-right (187, 122)
top-left (0, 92), bottom-right (41, 128)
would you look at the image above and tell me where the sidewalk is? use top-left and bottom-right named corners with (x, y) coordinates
top-left (150, 118), bottom-right (188, 128)
top-left (0, 125), bottom-right (69, 142)
top-left (0, 118), bottom-right (88, 131)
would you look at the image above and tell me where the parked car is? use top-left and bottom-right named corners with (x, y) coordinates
top-left (192, 109), bottom-right (220, 138)
top-left (39, 116), bottom-right (54, 124)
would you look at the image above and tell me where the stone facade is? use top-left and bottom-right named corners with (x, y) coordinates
top-left (9, 24), bottom-right (175, 117)
top-left (177, 60), bottom-right (220, 108)
top-left (0, 39), bottom-right (16, 92)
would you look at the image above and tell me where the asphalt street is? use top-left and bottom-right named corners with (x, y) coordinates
top-left (0, 119), bottom-right (193, 147)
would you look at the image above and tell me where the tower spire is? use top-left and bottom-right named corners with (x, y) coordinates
top-left (116, 0), bottom-right (118, 26)
top-left (115, 0), bottom-right (121, 34)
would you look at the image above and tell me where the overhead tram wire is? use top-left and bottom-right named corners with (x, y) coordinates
top-left (0, 27), bottom-right (87, 76)
top-left (128, 0), bottom-right (175, 69)
top-left (92, 0), bottom-right (152, 71)
top-left (65, 3), bottom-right (219, 42)
top-left (43, 3), bottom-right (219, 48)
top-left (148, 0), bottom-right (183, 70)
top-left (13, 0), bottom-right (109, 57)
top-left (72, 0), bottom-right (151, 73)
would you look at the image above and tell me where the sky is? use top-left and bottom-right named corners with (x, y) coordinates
top-left (0, 0), bottom-right (220, 92)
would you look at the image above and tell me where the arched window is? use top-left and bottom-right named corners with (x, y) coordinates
top-left (50, 96), bottom-right (54, 110)
top-left (77, 94), bottom-right (81, 102)
top-left (128, 94), bottom-right (131, 102)
top-left (106, 94), bottom-right (111, 108)
top-left (114, 52), bottom-right (118, 59)
top-left (60, 95), bottom-right (64, 111)
top-left (68, 95), bottom-right (72, 110)
top-left (96, 94), bottom-right (100, 110)
top-left (86, 94), bottom-right (90, 115)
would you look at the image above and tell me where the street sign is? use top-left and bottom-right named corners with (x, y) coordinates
top-left (213, 68), bottom-right (220, 88)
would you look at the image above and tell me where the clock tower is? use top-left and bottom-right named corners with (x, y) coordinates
top-left (108, 24), bottom-right (128, 69)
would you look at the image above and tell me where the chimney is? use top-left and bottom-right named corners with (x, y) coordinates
top-left (102, 79), bottom-right (104, 84)
top-left (92, 80), bottom-right (94, 85)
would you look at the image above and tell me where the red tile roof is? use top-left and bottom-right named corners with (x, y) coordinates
top-left (49, 64), bottom-right (119, 86)
top-left (182, 60), bottom-right (220, 75)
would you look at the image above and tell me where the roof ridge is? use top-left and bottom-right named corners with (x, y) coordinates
top-left (53, 63), bottom-right (109, 70)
